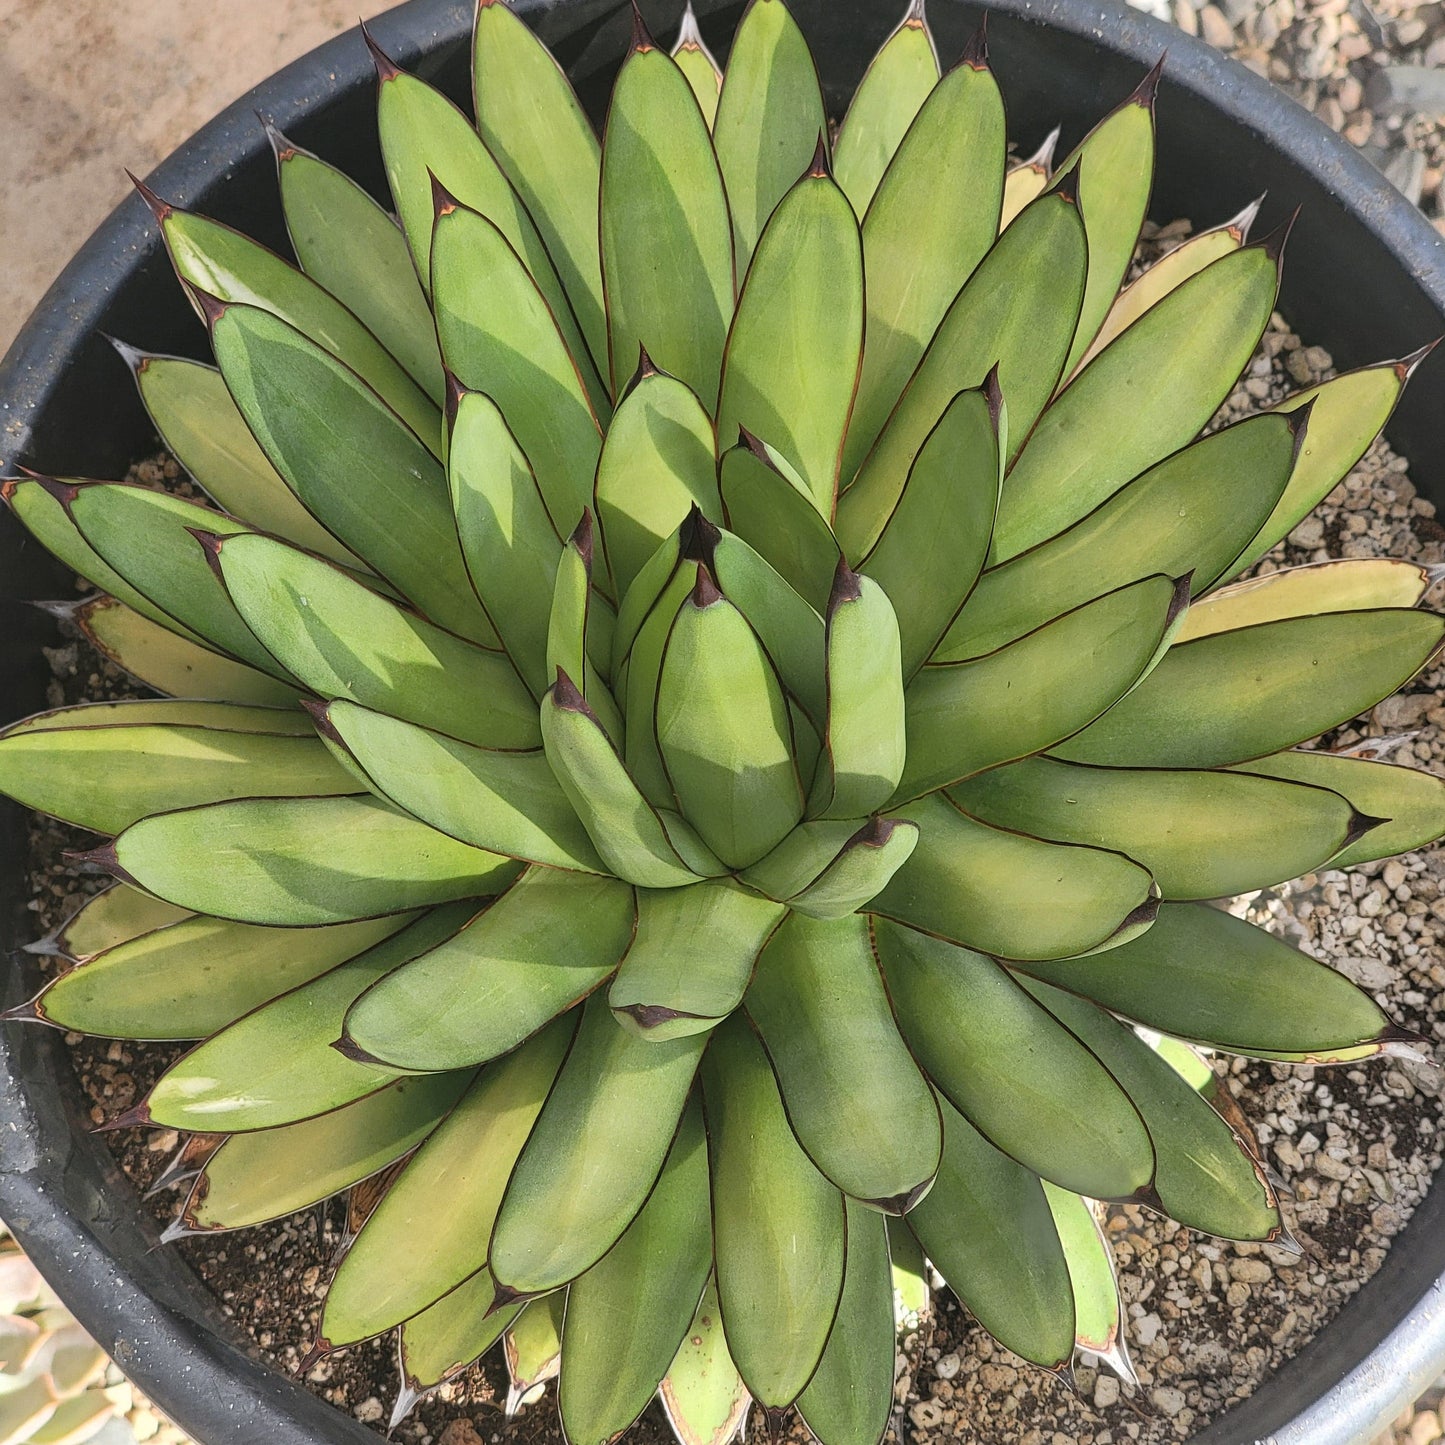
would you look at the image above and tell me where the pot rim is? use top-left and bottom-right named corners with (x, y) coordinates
top-left (2, 3), bottom-right (1443, 1443)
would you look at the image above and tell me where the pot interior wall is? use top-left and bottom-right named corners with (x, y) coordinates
top-left (1, 2), bottom-right (1443, 1441)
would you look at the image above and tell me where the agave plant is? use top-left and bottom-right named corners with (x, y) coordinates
top-left (1, 0), bottom-right (1442, 1441)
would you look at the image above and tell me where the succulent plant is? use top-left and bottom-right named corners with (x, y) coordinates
top-left (2, 0), bottom-right (1443, 1441)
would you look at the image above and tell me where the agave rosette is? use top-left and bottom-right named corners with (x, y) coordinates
top-left (2, 0), bottom-right (1443, 1440)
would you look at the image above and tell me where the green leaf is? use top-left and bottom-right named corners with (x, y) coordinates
top-left (659, 1279), bottom-right (750, 1445)
top-left (209, 301), bottom-right (497, 647)
top-left (842, 45), bottom-right (1005, 481)
top-left (1012, 901), bottom-right (1393, 1057)
top-left (999, 129), bottom-right (1056, 227)
top-left (273, 133), bottom-right (444, 401)
top-left (447, 389), bottom-right (561, 698)
top-left (1022, 979), bottom-right (1282, 1242)
top-left (490, 992), bottom-right (708, 1294)
top-left (321, 1016), bottom-right (573, 1346)
top-left (372, 51), bottom-right (604, 409)
top-left (155, 201), bottom-right (438, 446)
top-left (343, 869), bottom-right (634, 1070)
top-left (870, 792), bottom-right (1157, 961)
top-left (785, 817), bottom-right (919, 919)
top-left (717, 158), bottom-right (862, 516)
top-left (315, 700), bottom-right (604, 872)
top-left (1042, 1184), bottom-right (1132, 1380)
top-left (62, 482), bottom-right (282, 673)
top-left (655, 570), bottom-right (804, 868)
top-left (702, 1014), bottom-right (845, 1408)
top-left (38, 882), bottom-right (191, 964)
top-left (472, 0), bottom-right (607, 379)
top-left (900, 573), bottom-right (1185, 799)
top-left (887, 1220), bottom-right (929, 1332)
top-left (432, 203), bottom-right (604, 537)
top-left (560, 1101), bottom-right (713, 1445)
top-left (1234, 747), bottom-right (1445, 867)
top-left (836, 185), bottom-right (1087, 562)
top-left (857, 383), bottom-right (1003, 677)
top-left (600, 39), bottom-right (735, 412)
top-left (713, 0), bottom-right (826, 274)
top-left (541, 670), bottom-right (714, 888)
top-left (672, 6), bottom-right (725, 129)
top-left (953, 754), bottom-right (1362, 900)
top-left (796, 1201), bottom-right (894, 1445)
top-left (810, 564), bottom-right (906, 818)
top-left (1180, 559), bottom-right (1435, 642)
top-left (717, 434), bottom-right (841, 613)
top-left (994, 236), bottom-right (1283, 562)
top-left (548, 514), bottom-right (624, 736)
top-left (1052, 607), bottom-right (1445, 768)
top-left (830, 1), bottom-right (938, 218)
top-left (746, 911), bottom-right (940, 1209)
top-left (872, 918), bottom-right (1154, 1200)
top-left (596, 363), bottom-right (722, 600)
top-left (211, 531), bottom-right (539, 750)
top-left (938, 410), bottom-right (1301, 661)
top-left (0, 712), bottom-right (354, 835)
top-left (905, 1094), bottom-right (1074, 1369)
top-left (142, 906), bottom-right (471, 1131)
top-left (1224, 355), bottom-right (1420, 578)
top-left (398, 1268), bottom-right (524, 1403)
top-left (69, 595), bottom-right (299, 707)
top-left (1049, 70), bottom-right (1157, 377)
top-left (504, 1293), bottom-right (565, 1414)
top-left (107, 795), bottom-right (518, 926)
top-left (609, 879), bottom-right (783, 1039)
top-left (122, 349), bottom-right (361, 566)
top-left (179, 1073), bottom-right (470, 1231)
top-left (23, 912), bottom-right (407, 1042)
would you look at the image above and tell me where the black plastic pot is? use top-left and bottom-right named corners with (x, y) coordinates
top-left (2, 1), bottom-right (1444, 1440)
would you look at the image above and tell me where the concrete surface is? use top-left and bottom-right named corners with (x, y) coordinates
top-left (0, 0), bottom-right (395, 357)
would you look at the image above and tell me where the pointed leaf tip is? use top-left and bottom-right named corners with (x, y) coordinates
top-left (187, 285), bottom-right (230, 327)
top-left (982, 364), bottom-right (1005, 430)
top-left (1127, 1180), bottom-right (1167, 1213)
top-left (1228, 193), bottom-right (1266, 241)
top-left (103, 332), bottom-right (150, 374)
top-left (295, 1339), bottom-right (333, 1377)
top-left (359, 21), bottom-right (402, 82)
top-left (568, 507), bottom-right (595, 568)
top-left (31, 473), bottom-right (82, 509)
top-left (0, 998), bottom-right (47, 1027)
top-left (850, 816), bottom-right (897, 850)
top-left (1052, 159), bottom-right (1083, 206)
top-left (429, 168), bottom-right (462, 220)
top-left (443, 369), bottom-right (468, 422)
top-left (389, 1380), bottom-right (424, 1434)
top-left (126, 170), bottom-right (172, 221)
top-left (692, 562), bottom-right (724, 608)
top-left (260, 115), bottom-right (297, 164)
top-left (1398, 335), bottom-right (1443, 381)
top-left (864, 1175), bottom-right (935, 1214)
top-left (806, 132), bottom-right (831, 179)
top-left (185, 526), bottom-right (228, 580)
top-left (764, 1406), bottom-right (791, 1444)
top-left (1258, 206), bottom-right (1299, 265)
top-left (1168, 572), bottom-right (1194, 625)
top-left (300, 696), bottom-right (344, 744)
top-left (623, 342), bottom-right (662, 398)
top-left (828, 555), bottom-right (863, 613)
top-left (486, 1282), bottom-right (531, 1317)
top-left (64, 841), bottom-right (121, 873)
top-left (93, 1101), bottom-right (153, 1134)
top-left (1131, 54), bottom-right (1166, 108)
top-left (675, 0), bottom-right (705, 47)
top-left (679, 503), bottom-right (721, 565)
top-left (904, 0), bottom-right (928, 24)
top-left (329, 1032), bottom-right (388, 1065)
top-left (959, 15), bottom-right (989, 68)
top-left (630, 0), bottom-right (656, 53)
top-left (552, 665), bottom-right (588, 711)
top-left (1344, 810), bottom-right (1392, 849)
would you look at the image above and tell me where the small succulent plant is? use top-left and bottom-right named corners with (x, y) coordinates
top-left (2, 1), bottom-right (1443, 1441)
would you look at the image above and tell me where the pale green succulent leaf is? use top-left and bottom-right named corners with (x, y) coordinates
top-left (905, 1094), bottom-right (1075, 1369)
top-left (39, 882), bottom-right (192, 964)
top-left (873, 918), bottom-right (1154, 1200)
top-left (900, 573), bottom-right (1185, 800)
top-left (843, 51), bottom-right (1005, 481)
top-left (871, 793), bottom-right (1157, 961)
top-left (1042, 1184), bottom-right (1132, 1379)
top-left (398, 1269), bottom-right (525, 1401)
top-left (472, 0), bottom-right (607, 379)
top-left (448, 389), bottom-right (563, 698)
top-left (796, 1200), bottom-right (894, 1445)
top-left (785, 818), bottom-right (918, 919)
top-left (1052, 608), bottom-right (1445, 768)
top-left (953, 755), bottom-right (1362, 900)
top-left (1023, 980), bottom-right (1282, 1242)
top-left (323, 1015), bottom-right (573, 1346)
top-left (713, 0), bottom-right (826, 273)
top-left (672, 8), bottom-right (725, 129)
top-left (490, 992), bottom-right (707, 1295)
top-left (659, 1279), bottom-right (750, 1445)
top-left (143, 906), bottom-right (472, 1132)
top-left (1012, 901), bottom-right (1393, 1057)
top-left (559, 1101), bottom-right (713, 1445)
top-left (837, 185), bottom-right (1087, 560)
top-left (995, 238), bottom-right (1282, 562)
top-left (548, 516), bottom-right (625, 736)
top-left (24, 911), bottom-right (407, 1044)
top-left (746, 911), bottom-right (940, 1209)
top-left (209, 303), bottom-right (499, 646)
top-left (1234, 748), bottom-right (1445, 867)
top-left (343, 869), bottom-right (634, 1071)
top-left (432, 203), bottom-right (604, 540)
top-left (504, 1293), bottom-right (565, 1413)
top-left (212, 532), bottom-right (539, 750)
top-left (158, 205), bottom-right (439, 446)
top-left (108, 795), bottom-right (519, 927)
top-left (702, 1014), bottom-right (845, 1409)
top-left (275, 136), bottom-right (444, 401)
top-left (596, 366), bottom-right (722, 600)
top-left (609, 879), bottom-right (782, 1040)
top-left (717, 163), bottom-right (863, 517)
top-left (939, 410), bottom-right (1301, 661)
top-left (999, 129), bottom-right (1056, 227)
top-left (739, 818), bottom-right (867, 902)
top-left (830, 3), bottom-right (938, 219)
top-left (600, 41), bottom-right (735, 406)
top-left (858, 384), bottom-right (1003, 677)
top-left (181, 1073), bottom-right (470, 1231)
